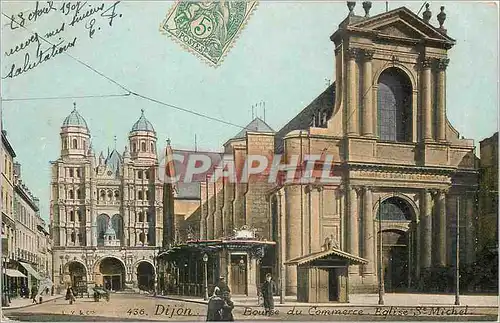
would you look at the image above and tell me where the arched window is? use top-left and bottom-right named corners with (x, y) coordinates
top-left (145, 170), bottom-right (150, 180)
top-left (145, 190), bottom-right (150, 200)
top-left (76, 169), bottom-right (81, 178)
top-left (138, 190), bottom-right (143, 200)
top-left (100, 190), bottom-right (105, 200)
top-left (141, 142), bottom-right (146, 151)
top-left (63, 140), bottom-right (68, 150)
top-left (69, 169), bottom-right (74, 177)
top-left (72, 138), bottom-right (78, 149)
top-left (96, 214), bottom-right (110, 246)
top-left (77, 233), bottom-right (83, 243)
top-left (138, 170), bottom-right (143, 179)
top-left (377, 197), bottom-right (412, 221)
top-left (76, 189), bottom-right (82, 199)
top-left (377, 68), bottom-right (412, 142)
top-left (150, 143), bottom-right (155, 153)
top-left (68, 190), bottom-right (74, 199)
top-left (107, 190), bottom-right (112, 201)
top-left (70, 232), bottom-right (76, 243)
top-left (69, 211), bottom-right (75, 222)
top-left (77, 210), bottom-right (83, 222)
top-left (138, 212), bottom-right (144, 222)
top-left (114, 190), bottom-right (120, 199)
top-left (133, 143), bottom-right (137, 152)
top-left (139, 232), bottom-right (145, 243)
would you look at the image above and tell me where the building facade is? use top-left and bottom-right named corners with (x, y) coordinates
top-left (13, 162), bottom-right (47, 295)
top-left (166, 3), bottom-right (479, 302)
top-left (50, 106), bottom-right (164, 293)
top-left (1, 129), bottom-right (17, 301)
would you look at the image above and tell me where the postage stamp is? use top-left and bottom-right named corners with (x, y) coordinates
top-left (160, 1), bottom-right (258, 66)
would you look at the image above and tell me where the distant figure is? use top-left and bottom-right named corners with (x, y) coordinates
top-left (31, 286), bottom-right (38, 304)
top-left (206, 288), bottom-right (225, 321)
top-left (260, 273), bottom-right (277, 315)
top-left (66, 286), bottom-right (76, 304)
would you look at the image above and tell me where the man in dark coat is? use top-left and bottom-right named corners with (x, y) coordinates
top-left (206, 288), bottom-right (225, 321)
top-left (221, 291), bottom-right (234, 321)
top-left (260, 273), bottom-right (277, 315)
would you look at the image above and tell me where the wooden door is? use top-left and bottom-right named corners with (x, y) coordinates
top-left (230, 255), bottom-right (247, 295)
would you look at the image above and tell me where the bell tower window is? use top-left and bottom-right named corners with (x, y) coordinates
top-left (377, 67), bottom-right (412, 142)
top-left (72, 138), bottom-right (78, 149)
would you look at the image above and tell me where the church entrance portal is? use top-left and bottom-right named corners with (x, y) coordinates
top-left (377, 196), bottom-right (414, 292)
top-left (99, 258), bottom-right (125, 291)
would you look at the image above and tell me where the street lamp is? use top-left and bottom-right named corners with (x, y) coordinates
top-left (377, 197), bottom-right (385, 305)
top-left (202, 253), bottom-right (209, 301)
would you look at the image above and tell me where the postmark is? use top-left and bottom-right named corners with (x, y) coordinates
top-left (160, 1), bottom-right (258, 66)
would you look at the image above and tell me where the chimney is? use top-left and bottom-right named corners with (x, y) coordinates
top-left (14, 162), bottom-right (21, 178)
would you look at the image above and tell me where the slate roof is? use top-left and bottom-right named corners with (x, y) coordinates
top-left (62, 106), bottom-right (88, 129)
top-left (131, 109), bottom-right (155, 132)
top-left (233, 117), bottom-right (274, 139)
top-left (105, 149), bottom-right (123, 174)
top-left (275, 83), bottom-right (336, 153)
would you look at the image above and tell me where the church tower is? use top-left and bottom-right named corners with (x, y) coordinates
top-left (60, 103), bottom-right (90, 158)
top-left (129, 109), bottom-right (157, 162)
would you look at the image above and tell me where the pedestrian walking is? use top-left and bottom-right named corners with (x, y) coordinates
top-left (220, 291), bottom-right (234, 321)
top-left (66, 286), bottom-right (76, 305)
top-left (206, 288), bottom-right (225, 321)
top-left (260, 273), bottom-right (277, 315)
top-left (31, 286), bottom-right (38, 304)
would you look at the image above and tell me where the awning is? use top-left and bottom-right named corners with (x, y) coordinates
top-left (285, 248), bottom-right (368, 266)
top-left (19, 262), bottom-right (43, 280)
top-left (5, 269), bottom-right (27, 278)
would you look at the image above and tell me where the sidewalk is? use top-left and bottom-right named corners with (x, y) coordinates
top-left (1, 294), bottom-right (63, 310)
top-left (156, 293), bottom-right (499, 308)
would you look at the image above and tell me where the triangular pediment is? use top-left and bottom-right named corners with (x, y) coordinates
top-left (350, 7), bottom-right (455, 43)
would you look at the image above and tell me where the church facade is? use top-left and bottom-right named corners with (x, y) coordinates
top-left (50, 107), bottom-right (164, 293)
top-left (166, 3), bottom-right (479, 302)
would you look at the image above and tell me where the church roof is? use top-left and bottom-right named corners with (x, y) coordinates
top-left (232, 117), bottom-right (274, 139)
top-left (62, 104), bottom-right (88, 129)
top-left (275, 83), bottom-right (335, 153)
top-left (131, 109), bottom-right (155, 132)
top-left (105, 149), bottom-right (123, 173)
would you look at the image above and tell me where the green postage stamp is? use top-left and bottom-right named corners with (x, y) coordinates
top-left (160, 1), bottom-right (258, 66)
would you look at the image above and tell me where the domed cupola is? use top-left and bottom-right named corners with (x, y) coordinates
top-left (60, 103), bottom-right (90, 158)
top-left (128, 109), bottom-right (157, 162)
top-left (131, 109), bottom-right (155, 133)
top-left (62, 105), bottom-right (89, 129)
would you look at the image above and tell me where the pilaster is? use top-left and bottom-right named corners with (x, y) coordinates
top-left (362, 186), bottom-right (375, 276)
top-left (435, 189), bottom-right (447, 267)
top-left (347, 48), bottom-right (359, 136)
top-left (421, 58), bottom-right (433, 142)
top-left (436, 58), bottom-right (449, 142)
top-left (361, 50), bottom-right (375, 137)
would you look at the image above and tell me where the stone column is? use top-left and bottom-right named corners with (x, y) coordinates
top-left (362, 187), bottom-right (375, 276)
top-left (421, 58), bottom-right (433, 141)
top-left (420, 189), bottom-right (432, 269)
top-left (436, 190), bottom-right (447, 267)
top-left (348, 186), bottom-right (359, 275)
top-left (346, 48), bottom-right (359, 136)
top-left (436, 58), bottom-right (449, 142)
top-left (362, 50), bottom-right (375, 137)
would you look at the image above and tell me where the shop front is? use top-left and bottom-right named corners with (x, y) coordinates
top-left (159, 236), bottom-right (275, 297)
